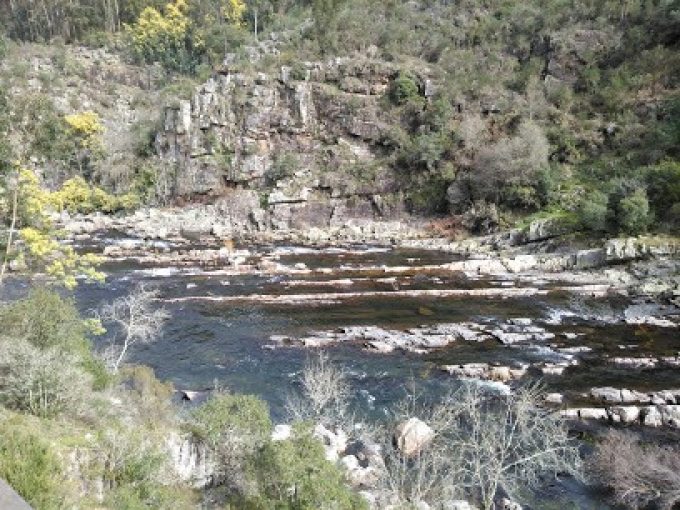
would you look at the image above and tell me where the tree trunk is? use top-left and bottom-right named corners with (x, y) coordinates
top-left (0, 187), bottom-right (19, 286)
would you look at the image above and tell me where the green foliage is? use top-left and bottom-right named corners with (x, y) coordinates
top-left (105, 484), bottom-right (198, 510)
top-left (616, 188), bottom-right (650, 235)
top-left (0, 340), bottom-right (91, 417)
top-left (389, 71), bottom-right (422, 106)
top-left (645, 160), bottom-right (680, 223)
top-left (248, 427), bottom-right (367, 510)
top-left (0, 288), bottom-right (109, 401)
top-left (0, 287), bottom-right (91, 352)
top-left (266, 152), bottom-right (299, 185)
top-left (0, 421), bottom-right (66, 509)
top-left (190, 392), bottom-right (272, 445)
top-left (578, 190), bottom-right (609, 232)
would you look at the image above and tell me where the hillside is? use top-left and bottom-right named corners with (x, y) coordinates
top-left (0, 0), bottom-right (678, 241)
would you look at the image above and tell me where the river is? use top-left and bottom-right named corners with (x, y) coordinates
top-left (30, 233), bottom-right (679, 508)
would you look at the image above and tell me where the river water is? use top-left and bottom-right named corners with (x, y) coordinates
top-left (24, 235), bottom-right (679, 508)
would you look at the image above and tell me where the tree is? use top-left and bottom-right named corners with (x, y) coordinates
top-left (578, 189), bottom-right (609, 232)
top-left (0, 340), bottom-right (91, 417)
top-left (376, 384), bottom-right (582, 510)
top-left (126, 0), bottom-right (203, 73)
top-left (190, 392), bottom-right (271, 491)
top-left (99, 284), bottom-right (170, 372)
top-left (311, 0), bottom-right (345, 54)
top-left (0, 167), bottom-right (104, 288)
top-left (617, 188), bottom-right (650, 234)
top-left (285, 351), bottom-right (352, 428)
top-left (63, 111), bottom-right (106, 176)
top-left (251, 426), bottom-right (367, 509)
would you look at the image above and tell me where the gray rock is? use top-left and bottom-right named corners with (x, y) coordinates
top-left (394, 418), bottom-right (434, 457)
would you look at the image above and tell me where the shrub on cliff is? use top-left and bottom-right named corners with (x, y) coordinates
top-left (0, 289), bottom-right (110, 417)
top-left (190, 392), bottom-right (272, 493)
top-left (645, 160), bottom-right (680, 225)
top-left (389, 71), bottom-right (422, 106)
top-left (0, 421), bottom-right (66, 509)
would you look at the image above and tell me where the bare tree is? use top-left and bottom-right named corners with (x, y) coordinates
top-left (589, 429), bottom-right (680, 510)
top-left (99, 284), bottom-right (170, 373)
top-left (376, 382), bottom-right (465, 507)
top-left (285, 351), bottom-right (352, 428)
top-left (375, 383), bottom-right (582, 510)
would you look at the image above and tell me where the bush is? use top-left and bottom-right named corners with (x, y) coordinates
top-left (577, 190), bottom-right (609, 232)
top-left (375, 384), bottom-right (581, 510)
top-left (617, 188), bottom-right (650, 234)
top-left (51, 176), bottom-right (139, 214)
top-left (191, 393), bottom-right (271, 446)
top-left (645, 160), bottom-right (680, 221)
top-left (589, 430), bottom-right (680, 510)
top-left (105, 484), bottom-right (198, 510)
top-left (468, 120), bottom-right (550, 210)
top-left (266, 152), bottom-right (299, 185)
top-left (125, 0), bottom-right (207, 73)
top-left (249, 427), bottom-right (367, 510)
top-left (0, 423), bottom-right (66, 509)
top-left (0, 288), bottom-right (108, 396)
top-left (98, 428), bottom-right (167, 487)
top-left (389, 71), bottom-right (422, 106)
top-left (0, 341), bottom-right (91, 417)
top-left (0, 288), bottom-right (89, 353)
top-left (190, 392), bottom-right (272, 492)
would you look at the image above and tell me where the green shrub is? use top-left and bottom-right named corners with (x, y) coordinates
top-left (617, 188), bottom-right (650, 235)
top-left (248, 427), bottom-right (367, 510)
top-left (105, 484), bottom-right (198, 510)
top-left (97, 428), bottom-right (167, 492)
top-left (0, 423), bottom-right (66, 509)
top-left (389, 71), bottom-right (422, 106)
top-left (190, 393), bottom-right (272, 446)
top-left (0, 288), bottom-right (89, 353)
top-left (266, 153), bottom-right (299, 185)
top-left (578, 190), bottom-right (609, 232)
top-left (645, 160), bottom-right (680, 221)
top-left (0, 288), bottom-right (108, 392)
top-left (0, 341), bottom-right (91, 417)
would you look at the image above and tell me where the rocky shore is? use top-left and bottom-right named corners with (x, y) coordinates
top-left (61, 208), bottom-right (680, 305)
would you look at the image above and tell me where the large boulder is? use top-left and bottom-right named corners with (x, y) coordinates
top-left (393, 417), bottom-right (434, 457)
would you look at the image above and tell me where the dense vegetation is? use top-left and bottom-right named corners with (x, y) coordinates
top-left (1, 0), bottom-right (678, 237)
top-left (0, 288), bottom-right (365, 509)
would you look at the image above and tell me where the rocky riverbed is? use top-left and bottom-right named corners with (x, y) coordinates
top-left (7, 214), bottom-right (675, 508)
top-left (50, 214), bottom-right (680, 430)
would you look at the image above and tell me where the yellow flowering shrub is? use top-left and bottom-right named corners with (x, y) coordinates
top-left (50, 177), bottom-right (139, 214)
top-left (127, 0), bottom-right (202, 72)
top-left (64, 111), bottom-right (104, 149)
top-left (222, 0), bottom-right (246, 26)
top-left (1, 167), bottom-right (137, 287)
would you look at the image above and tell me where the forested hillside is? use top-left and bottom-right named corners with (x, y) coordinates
top-left (1, 0), bottom-right (678, 238)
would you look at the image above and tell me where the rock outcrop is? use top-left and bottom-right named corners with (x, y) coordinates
top-left (153, 57), bottom-right (422, 231)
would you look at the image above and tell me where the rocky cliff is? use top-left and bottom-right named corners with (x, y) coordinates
top-left (154, 56), bottom-right (431, 231)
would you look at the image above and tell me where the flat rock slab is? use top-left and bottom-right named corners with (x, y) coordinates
top-left (0, 479), bottom-right (32, 510)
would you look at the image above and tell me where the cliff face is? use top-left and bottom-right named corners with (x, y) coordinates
top-left (154, 57), bottom-right (429, 230)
